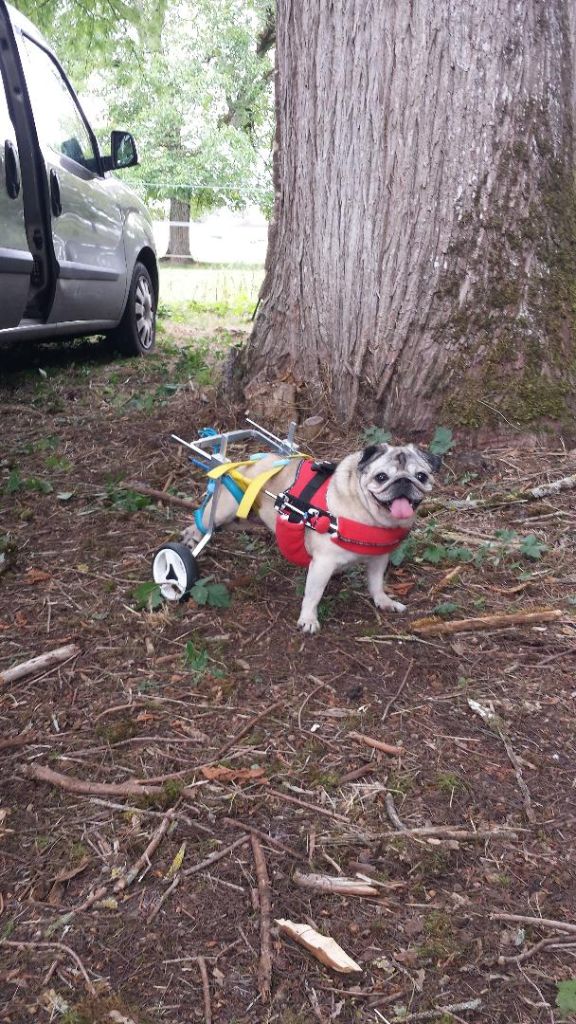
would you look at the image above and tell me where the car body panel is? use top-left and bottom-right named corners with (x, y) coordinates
top-left (0, 5), bottom-right (34, 326)
top-left (0, 1), bottom-right (157, 346)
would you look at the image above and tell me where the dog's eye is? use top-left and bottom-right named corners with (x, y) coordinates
top-left (416, 472), bottom-right (429, 484)
top-left (374, 472), bottom-right (389, 483)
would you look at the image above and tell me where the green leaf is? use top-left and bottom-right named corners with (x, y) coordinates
top-left (132, 581), bottom-right (164, 611)
top-left (429, 426), bottom-right (455, 456)
top-left (447, 545), bottom-right (474, 563)
top-left (26, 477), bottom-right (53, 494)
top-left (184, 640), bottom-right (209, 673)
top-left (390, 537), bottom-right (412, 566)
top-left (190, 580), bottom-right (231, 608)
top-left (422, 544), bottom-right (448, 564)
top-left (362, 426), bottom-right (392, 446)
top-left (5, 469), bottom-right (23, 493)
top-left (556, 979), bottom-right (576, 1015)
top-left (495, 528), bottom-right (518, 543)
top-left (432, 601), bottom-right (459, 617)
top-left (520, 535), bottom-right (547, 560)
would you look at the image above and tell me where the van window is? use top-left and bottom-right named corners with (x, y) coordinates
top-left (19, 35), bottom-right (98, 172)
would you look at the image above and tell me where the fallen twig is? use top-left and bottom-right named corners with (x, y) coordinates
top-left (383, 795), bottom-right (517, 840)
top-left (122, 480), bottom-right (198, 511)
top-left (338, 764), bottom-right (378, 784)
top-left (381, 660), bottom-right (413, 722)
top-left (348, 731), bottom-right (404, 756)
top-left (1, 644), bottom-right (80, 685)
top-left (491, 912), bottom-right (576, 935)
top-left (1, 939), bottom-right (96, 995)
top-left (293, 871), bottom-right (379, 897)
top-left (411, 608), bottom-right (563, 635)
top-left (147, 874), bottom-right (181, 924)
top-left (424, 472), bottom-right (576, 516)
top-left (114, 809), bottom-right (175, 892)
top-left (196, 955), bottom-right (212, 1024)
top-left (251, 835), bottom-right (273, 1002)
top-left (212, 699), bottom-right (283, 762)
top-left (497, 936), bottom-right (570, 965)
top-left (384, 792), bottom-right (408, 832)
top-left (182, 835), bottom-right (249, 877)
top-left (381, 825), bottom-right (518, 841)
top-left (266, 789), bottom-right (353, 824)
top-left (20, 763), bottom-right (167, 799)
top-left (468, 700), bottom-right (536, 823)
top-left (388, 998), bottom-right (482, 1021)
top-left (0, 731), bottom-right (39, 752)
top-left (223, 818), bottom-right (307, 862)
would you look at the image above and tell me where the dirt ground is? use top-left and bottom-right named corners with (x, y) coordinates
top-left (1, 328), bottom-right (575, 1024)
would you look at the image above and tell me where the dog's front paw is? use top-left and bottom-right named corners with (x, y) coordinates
top-left (182, 523), bottom-right (202, 548)
top-left (297, 613), bottom-right (321, 634)
top-left (373, 593), bottom-right (407, 614)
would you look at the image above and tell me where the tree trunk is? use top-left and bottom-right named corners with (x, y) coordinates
top-left (166, 197), bottom-right (193, 259)
top-left (242, 0), bottom-right (576, 436)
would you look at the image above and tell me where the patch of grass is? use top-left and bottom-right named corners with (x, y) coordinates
top-left (184, 639), bottom-right (210, 674)
top-left (2, 468), bottom-right (54, 495)
top-left (434, 771), bottom-right (467, 795)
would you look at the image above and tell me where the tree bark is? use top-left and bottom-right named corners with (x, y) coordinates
top-left (166, 196), bottom-right (193, 259)
top-left (242, 0), bottom-right (576, 435)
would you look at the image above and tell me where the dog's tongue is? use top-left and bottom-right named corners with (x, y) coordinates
top-left (389, 498), bottom-right (414, 521)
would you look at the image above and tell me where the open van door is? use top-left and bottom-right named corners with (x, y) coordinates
top-left (0, 2), bottom-right (33, 329)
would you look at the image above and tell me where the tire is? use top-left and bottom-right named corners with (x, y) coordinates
top-left (152, 542), bottom-right (199, 602)
top-left (109, 261), bottom-right (157, 356)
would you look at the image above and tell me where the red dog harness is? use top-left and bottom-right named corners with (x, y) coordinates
top-left (275, 459), bottom-right (411, 568)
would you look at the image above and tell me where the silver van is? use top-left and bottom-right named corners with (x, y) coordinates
top-left (0, 1), bottom-right (158, 354)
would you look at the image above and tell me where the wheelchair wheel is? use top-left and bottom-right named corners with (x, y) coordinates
top-left (152, 543), bottom-right (199, 602)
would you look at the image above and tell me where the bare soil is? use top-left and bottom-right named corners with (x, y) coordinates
top-left (1, 332), bottom-right (575, 1024)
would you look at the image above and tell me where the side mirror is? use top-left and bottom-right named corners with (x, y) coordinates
top-left (102, 130), bottom-right (138, 172)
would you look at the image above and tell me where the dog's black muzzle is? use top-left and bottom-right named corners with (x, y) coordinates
top-left (374, 478), bottom-right (423, 511)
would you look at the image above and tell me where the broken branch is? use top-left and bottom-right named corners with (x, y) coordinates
top-left (114, 809), bottom-right (175, 892)
top-left (348, 731), bottom-right (404, 756)
top-left (293, 871), bottom-right (379, 897)
top-left (491, 912), bottom-right (576, 935)
top-left (251, 835), bottom-right (273, 1002)
top-left (182, 835), bottom-right (249, 877)
top-left (20, 763), bottom-right (167, 799)
top-left (411, 609), bottom-right (563, 635)
top-left (122, 480), bottom-right (198, 511)
top-left (196, 955), bottom-right (212, 1024)
top-left (1, 939), bottom-right (96, 995)
top-left (1, 644), bottom-right (80, 685)
top-left (223, 818), bottom-right (307, 862)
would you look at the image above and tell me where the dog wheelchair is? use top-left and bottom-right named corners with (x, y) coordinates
top-left (152, 418), bottom-right (303, 602)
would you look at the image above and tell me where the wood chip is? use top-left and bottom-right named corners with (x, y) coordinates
top-left (275, 919), bottom-right (362, 973)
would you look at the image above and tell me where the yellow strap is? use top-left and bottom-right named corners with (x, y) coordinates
top-left (236, 464), bottom-right (289, 518)
top-left (207, 460), bottom-right (255, 482)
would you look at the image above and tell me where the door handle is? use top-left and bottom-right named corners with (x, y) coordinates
top-left (4, 140), bottom-right (20, 199)
top-left (50, 168), bottom-right (62, 216)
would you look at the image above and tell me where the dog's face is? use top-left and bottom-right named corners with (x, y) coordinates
top-left (356, 443), bottom-right (441, 525)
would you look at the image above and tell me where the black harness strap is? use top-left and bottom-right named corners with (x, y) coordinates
top-left (285, 461), bottom-right (336, 522)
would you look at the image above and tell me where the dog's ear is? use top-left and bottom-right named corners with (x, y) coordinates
top-left (359, 444), bottom-right (387, 468)
top-left (418, 448), bottom-right (443, 474)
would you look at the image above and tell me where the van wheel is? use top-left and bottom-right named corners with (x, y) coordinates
top-left (109, 261), bottom-right (156, 356)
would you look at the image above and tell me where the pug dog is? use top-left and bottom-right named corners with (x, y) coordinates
top-left (183, 443), bottom-right (440, 633)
